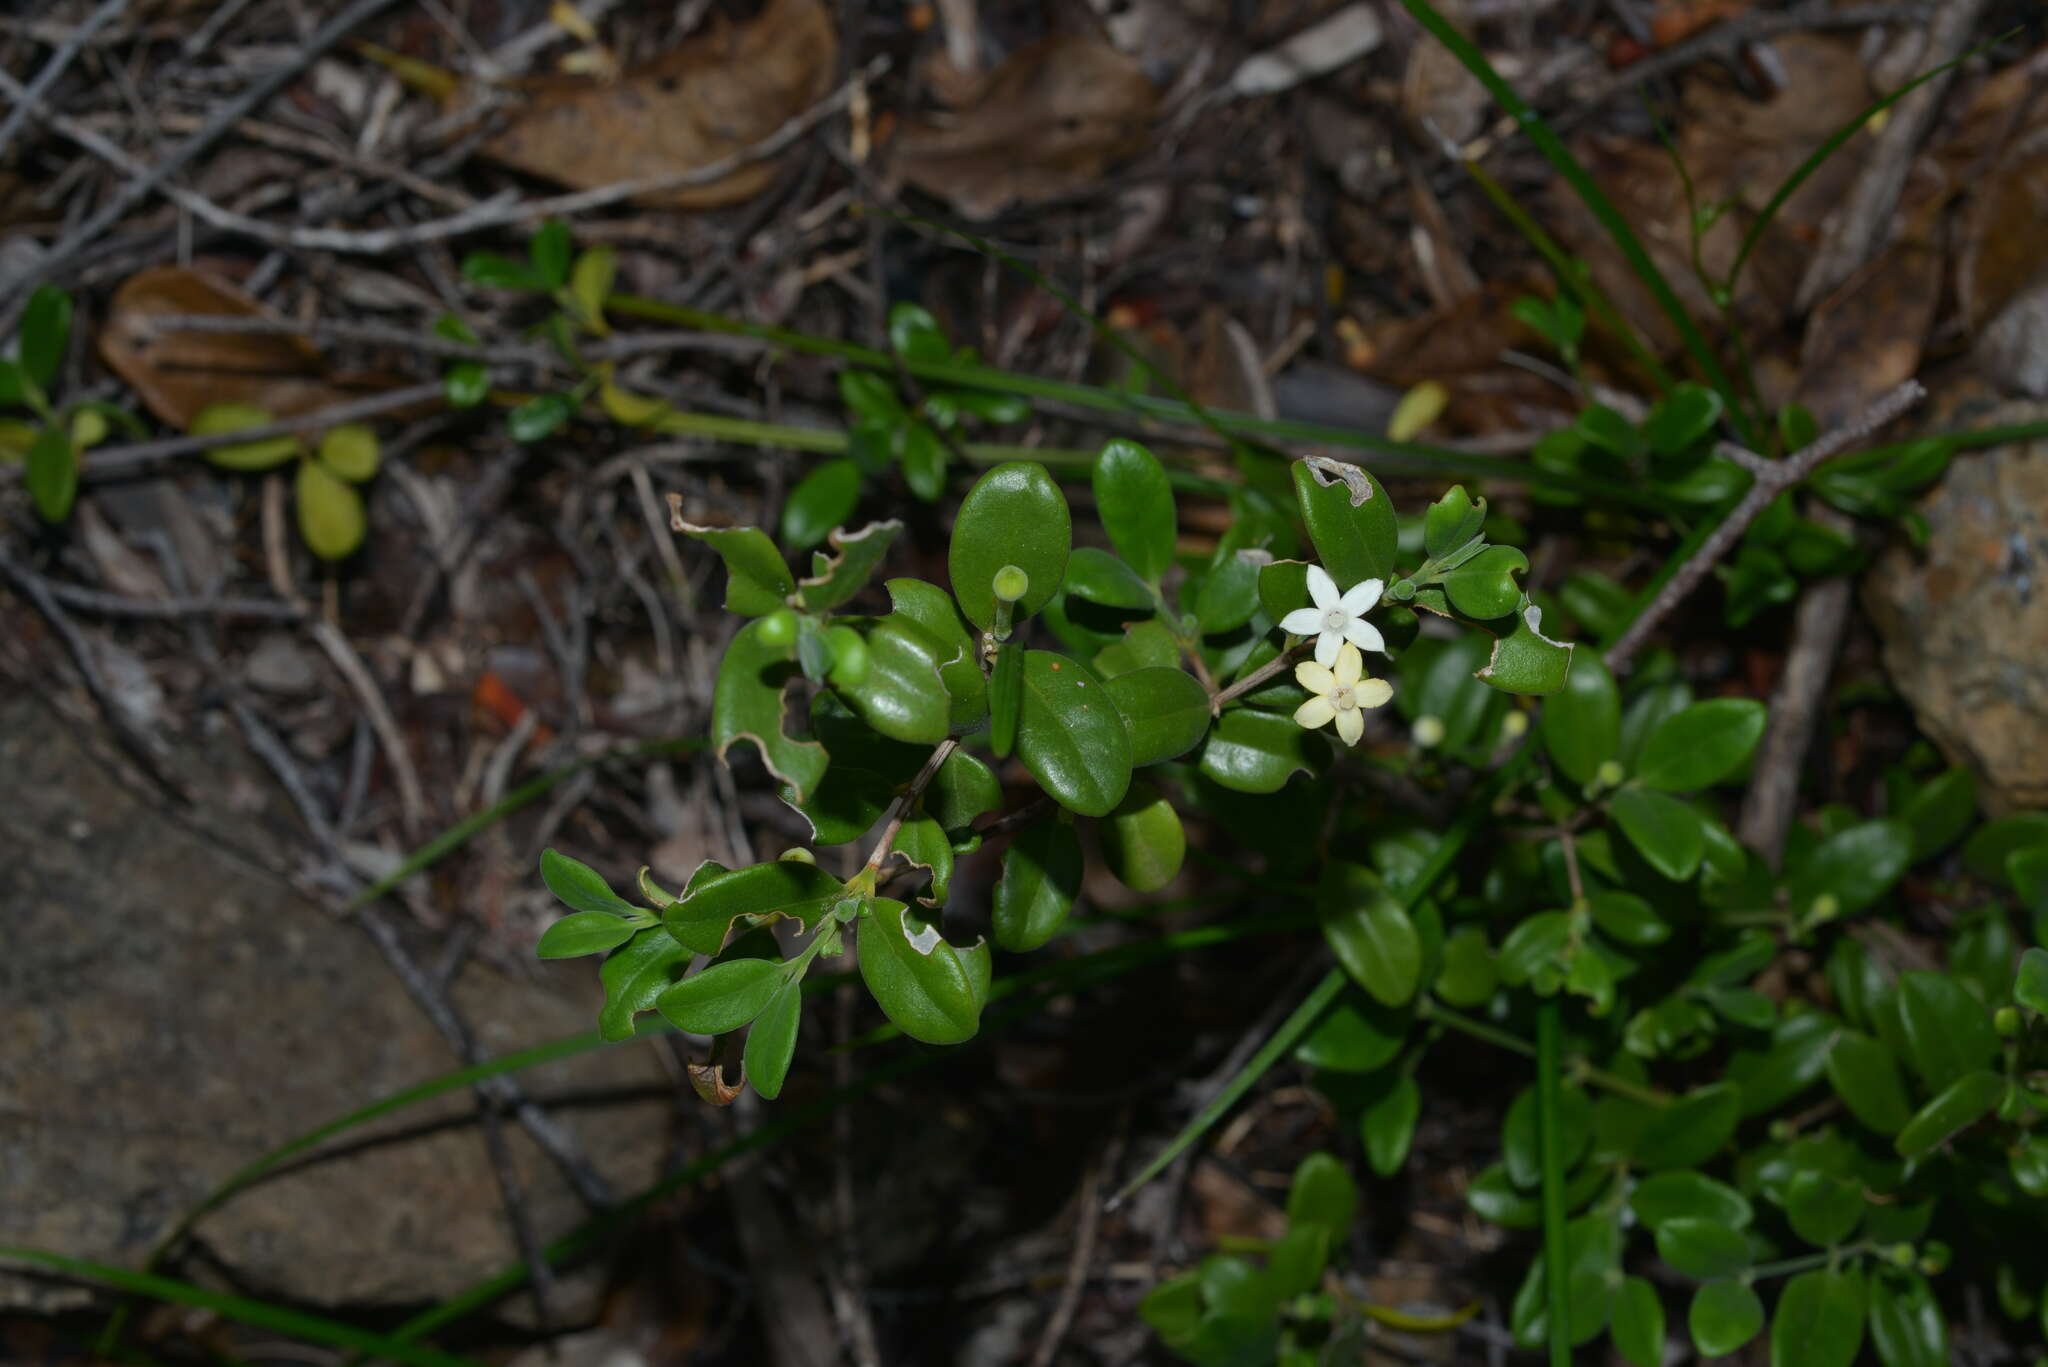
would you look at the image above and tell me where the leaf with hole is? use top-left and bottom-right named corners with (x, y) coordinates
top-left (797, 520), bottom-right (900, 613)
top-left (680, 522), bottom-right (794, 616)
top-left (1292, 459), bottom-right (1396, 588)
top-left (663, 859), bottom-right (844, 955)
top-left (857, 897), bottom-right (990, 1044)
top-left (1477, 605), bottom-right (1574, 695)
top-left (711, 618), bottom-right (829, 803)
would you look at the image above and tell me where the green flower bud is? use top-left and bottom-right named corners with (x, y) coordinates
top-left (1594, 759), bottom-right (1626, 789)
top-left (1996, 1005), bottom-right (2022, 1038)
top-left (778, 847), bottom-right (817, 864)
top-left (825, 624), bottom-right (870, 687)
top-left (992, 564), bottom-right (1030, 603)
top-left (1412, 716), bottom-right (1446, 748)
top-left (1888, 1243), bottom-right (1915, 1268)
top-left (1808, 892), bottom-right (1841, 924)
top-left (757, 607), bottom-right (799, 648)
top-left (1499, 709), bottom-right (1529, 740)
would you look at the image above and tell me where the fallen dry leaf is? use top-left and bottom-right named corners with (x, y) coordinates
top-left (891, 34), bottom-right (1158, 219)
top-left (1794, 236), bottom-right (1941, 427)
top-left (483, 0), bottom-right (836, 210)
top-left (1958, 142), bottom-right (2048, 334)
top-left (99, 266), bottom-right (358, 428)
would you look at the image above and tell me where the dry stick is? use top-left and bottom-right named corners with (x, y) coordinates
top-left (1793, 0), bottom-right (1990, 310)
top-left (1029, 1120), bottom-right (1125, 1367)
top-left (1209, 640), bottom-right (1307, 713)
top-left (1737, 514), bottom-right (1856, 870)
top-left (73, 382), bottom-right (447, 477)
top-left (0, 0), bottom-right (129, 164)
top-left (0, 0), bottom-right (409, 308)
top-left (309, 619), bottom-right (430, 839)
top-left (36, 578), bottom-right (306, 622)
top-left (864, 738), bottom-right (960, 874)
top-left (1603, 379), bottom-right (1926, 674)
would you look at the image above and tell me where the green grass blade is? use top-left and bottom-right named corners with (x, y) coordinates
top-left (1725, 38), bottom-right (2003, 299)
top-left (1, 1247), bottom-right (487, 1367)
top-left (1535, 1001), bottom-right (1572, 1367)
top-left (1395, 0), bottom-right (1753, 444)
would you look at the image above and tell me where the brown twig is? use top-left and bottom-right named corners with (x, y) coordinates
top-left (0, 0), bottom-right (129, 164)
top-left (863, 738), bottom-right (959, 874)
top-left (1030, 1118), bottom-right (1126, 1367)
top-left (1603, 379), bottom-right (1924, 674)
top-left (57, 382), bottom-right (447, 479)
top-left (1209, 640), bottom-right (1307, 713)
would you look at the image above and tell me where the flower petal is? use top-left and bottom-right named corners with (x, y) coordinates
top-left (1295, 661), bottom-right (1337, 695)
top-left (1339, 577), bottom-right (1384, 615)
top-left (1315, 631), bottom-right (1341, 669)
top-left (1279, 607), bottom-right (1326, 636)
top-left (1355, 677), bottom-right (1394, 710)
top-left (1335, 707), bottom-right (1364, 745)
top-left (1344, 619), bottom-right (1386, 655)
top-left (1294, 696), bottom-right (1336, 730)
top-left (1306, 564), bottom-right (1338, 611)
top-left (1333, 642), bottom-right (1363, 686)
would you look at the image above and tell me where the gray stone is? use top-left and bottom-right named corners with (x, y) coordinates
top-left (0, 694), bottom-right (670, 1315)
top-left (1865, 400), bottom-right (2048, 814)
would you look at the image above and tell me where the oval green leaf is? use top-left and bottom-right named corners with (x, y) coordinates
top-left (1015, 650), bottom-right (1131, 816)
top-left (1893, 1069), bottom-right (2003, 1158)
top-left (296, 458), bottom-right (367, 559)
top-left (1103, 666), bottom-right (1211, 766)
top-left (1361, 1075), bottom-right (1421, 1176)
top-left (1542, 651), bottom-right (1620, 786)
top-left (857, 897), bottom-right (990, 1044)
top-left (535, 911), bottom-right (639, 959)
top-left (1628, 1170), bottom-right (1752, 1232)
top-left (1655, 1217), bottom-right (1752, 1280)
top-left (1636, 698), bottom-right (1767, 791)
top-left (1690, 1280), bottom-right (1764, 1356)
top-left (781, 457), bottom-right (863, 550)
top-left (1783, 819), bottom-right (1913, 915)
top-left (1100, 781), bottom-right (1185, 892)
top-left (1825, 1031), bottom-right (1913, 1136)
top-left (1770, 1269), bottom-right (1865, 1367)
top-left (949, 461), bottom-right (1070, 630)
top-left (664, 859), bottom-right (845, 955)
top-left (1199, 706), bottom-right (1316, 794)
top-left (835, 615), bottom-right (952, 744)
top-left (1866, 1269), bottom-right (1946, 1367)
top-left (1092, 438), bottom-right (1176, 582)
top-left (657, 957), bottom-right (785, 1035)
top-left (1317, 861), bottom-right (1422, 1008)
top-left (1612, 785), bottom-right (1707, 881)
top-left (1063, 545), bottom-right (1156, 610)
top-left (1634, 1082), bottom-right (1741, 1170)
top-left (679, 522), bottom-right (794, 616)
top-left (1612, 1276), bottom-right (1665, 1367)
top-left (1292, 459), bottom-right (1396, 588)
top-left (743, 979), bottom-right (802, 1099)
top-left (991, 818), bottom-right (1083, 952)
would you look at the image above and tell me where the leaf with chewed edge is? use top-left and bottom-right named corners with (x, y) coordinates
top-left (797, 519), bottom-right (901, 612)
top-left (712, 617), bottom-right (829, 803)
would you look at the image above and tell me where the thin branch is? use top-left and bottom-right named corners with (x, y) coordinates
top-left (37, 578), bottom-right (307, 622)
top-left (63, 382), bottom-right (447, 478)
top-left (863, 738), bottom-right (959, 874)
top-left (0, 0), bottom-right (129, 165)
top-left (1210, 640), bottom-right (1307, 713)
top-left (1603, 379), bottom-right (1924, 673)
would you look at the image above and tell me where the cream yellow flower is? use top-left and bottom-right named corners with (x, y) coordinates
top-left (1293, 642), bottom-right (1392, 746)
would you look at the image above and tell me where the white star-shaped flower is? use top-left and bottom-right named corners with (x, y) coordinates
top-left (1279, 565), bottom-right (1385, 668)
top-left (1293, 642), bottom-right (1393, 746)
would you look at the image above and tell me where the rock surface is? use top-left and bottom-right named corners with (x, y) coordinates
top-left (0, 694), bottom-right (670, 1315)
top-left (1865, 399), bottom-right (2048, 814)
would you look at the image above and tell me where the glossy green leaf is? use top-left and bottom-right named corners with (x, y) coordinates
top-left (680, 522), bottom-right (794, 616)
top-left (1104, 666), bottom-right (1211, 766)
top-left (2016, 947), bottom-right (2048, 1016)
top-left (1016, 650), bottom-right (1131, 816)
top-left (1423, 484), bottom-right (1486, 558)
top-left (1866, 1268), bottom-right (1946, 1367)
top-left (1199, 706), bottom-right (1315, 794)
top-left (893, 815), bottom-right (955, 904)
top-left (444, 361), bottom-right (488, 408)
top-left (506, 392), bottom-right (572, 442)
top-left (1194, 549), bottom-right (1261, 634)
top-left (1292, 459), bottom-right (1396, 588)
top-left (899, 424), bottom-right (946, 502)
top-left (19, 284), bottom-right (72, 388)
top-left (1893, 1069), bottom-right (2002, 1158)
top-left (539, 849), bottom-right (639, 915)
top-left (535, 911), bottom-right (639, 958)
top-left (1542, 652), bottom-right (1620, 786)
top-left (712, 618), bottom-right (829, 803)
top-left (528, 220), bottom-right (572, 286)
top-left (1100, 781), bottom-right (1185, 892)
top-left (1655, 1217), bottom-right (1751, 1279)
top-left (462, 250), bottom-right (545, 290)
top-left (1361, 1075), bottom-right (1421, 1176)
top-left (596, 924), bottom-right (690, 1040)
top-left (883, 577), bottom-right (986, 731)
top-left (1294, 994), bottom-right (1408, 1073)
top-left (1495, 910), bottom-right (1570, 989)
top-left (1435, 926), bottom-right (1498, 1007)
top-left (991, 819), bottom-right (1083, 952)
top-left (1612, 785), bottom-right (1706, 880)
top-left (1318, 861), bottom-right (1422, 1008)
top-left (1612, 1276), bottom-right (1666, 1367)
top-left (1257, 559), bottom-right (1311, 626)
top-left (1586, 889), bottom-right (1668, 946)
top-left (1895, 971), bottom-right (1998, 1091)
top-left (1064, 545), bottom-right (1156, 610)
top-left (316, 424), bottom-right (379, 481)
top-left (663, 859), bottom-right (844, 955)
top-left (1784, 1169), bottom-right (1863, 1247)
top-left (1826, 1031), bottom-right (1913, 1135)
top-left (834, 614), bottom-right (952, 744)
top-left (1477, 604), bottom-right (1574, 695)
top-left (1960, 812), bottom-right (2048, 883)
top-left (949, 461), bottom-right (1069, 630)
top-left (927, 748), bottom-right (999, 830)
top-left (24, 423), bottom-right (75, 523)
top-left (1503, 1083), bottom-right (1590, 1188)
top-left (1784, 819), bottom-right (1914, 915)
top-left (858, 898), bottom-right (990, 1045)
top-left (1629, 1170), bottom-right (1753, 1231)
top-left (743, 979), bottom-right (801, 1099)
top-left (1285, 1152), bottom-right (1357, 1241)
top-left (1726, 1011), bottom-right (1833, 1115)
top-left (781, 458), bottom-right (863, 550)
top-left (1634, 1082), bottom-right (1740, 1170)
top-left (1643, 382), bottom-right (1723, 457)
top-left (1771, 1269), bottom-right (1864, 1367)
top-left (1266, 1224), bottom-right (1330, 1302)
top-left (1690, 1280), bottom-right (1765, 1356)
top-left (1093, 618), bottom-right (1181, 678)
top-left (1636, 698), bottom-right (1767, 791)
top-left (657, 957), bottom-right (785, 1034)
top-left (1440, 545), bottom-right (1530, 619)
top-left (296, 457), bottom-right (366, 559)
top-left (1092, 438), bottom-right (1176, 582)
top-left (797, 520), bottom-right (900, 613)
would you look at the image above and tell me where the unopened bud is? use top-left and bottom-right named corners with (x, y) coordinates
top-left (1595, 760), bottom-right (1626, 789)
top-left (1996, 1005), bottom-right (2022, 1038)
top-left (1888, 1243), bottom-right (1915, 1268)
top-left (1413, 716), bottom-right (1446, 748)
top-left (778, 847), bottom-right (817, 864)
top-left (1808, 893), bottom-right (1841, 924)
top-left (992, 564), bottom-right (1030, 603)
top-left (1500, 710), bottom-right (1530, 740)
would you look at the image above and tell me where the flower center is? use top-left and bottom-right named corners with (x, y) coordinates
top-left (1332, 685), bottom-right (1356, 711)
top-left (1323, 608), bottom-right (1348, 632)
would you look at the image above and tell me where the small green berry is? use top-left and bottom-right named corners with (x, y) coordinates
top-left (992, 564), bottom-right (1030, 603)
top-left (1996, 1005), bottom-right (2022, 1038)
top-left (1808, 893), bottom-right (1841, 923)
top-left (825, 624), bottom-right (870, 687)
top-left (1594, 759), bottom-right (1627, 788)
top-left (1888, 1243), bottom-right (1915, 1268)
top-left (757, 608), bottom-right (799, 647)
